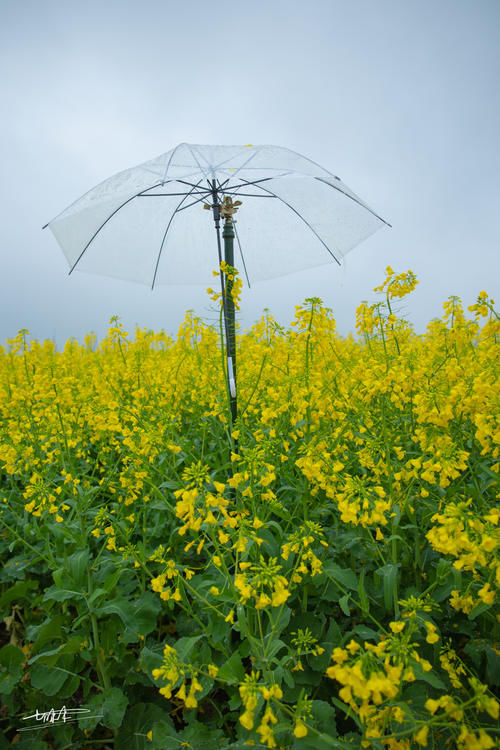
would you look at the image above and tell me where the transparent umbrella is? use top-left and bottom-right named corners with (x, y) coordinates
top-left (44, 143), bottom-right (390, 423)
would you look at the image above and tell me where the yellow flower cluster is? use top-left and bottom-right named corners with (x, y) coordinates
top-left (326, 637), bottom-right (416, 746)
top-left (373, 266), bottom-right (419, 300)
top-left (468, 291), bottom-right (499, 343)
top-left (174, 472), bottom-right (229, 537)
top-left (239, 671), bottom-right (285, 747)
top-left (356, 267), bottom-right (418, 341)
top-left (290, 627), bottom-right (325, 672)
top-left (234, 556), bottom-right (290, 609)
top-left (150, 559), bottom-right (186, 602)
top-left (152, 643), bottom-right (203, 708)
top-left (280, 520), bottom-right (326, 580)
top-left (439, 644), bottom-right (466, 689)
top-left (425, 684), bottom-right (498, 749)
top-left (426, 500), bottom-right (499, 612)
top-left (207, 261), bottom-right (243, 310)
top-left (22, 472), bottom-right (69, 523)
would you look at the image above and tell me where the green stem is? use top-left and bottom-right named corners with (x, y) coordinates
top-left (0, 512), bottom-right (54, 567)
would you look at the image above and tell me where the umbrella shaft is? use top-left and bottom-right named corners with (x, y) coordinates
top-left (222, 220), bottom-right (236, 361)
top-left (222, 219), bottom-right (237, 424)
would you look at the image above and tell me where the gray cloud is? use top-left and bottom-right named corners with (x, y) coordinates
top-left (1, 0), bottom-right (499, 346)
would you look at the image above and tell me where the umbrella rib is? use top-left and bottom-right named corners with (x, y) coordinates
top-left (176, 193), bottom-right (214, 212)
top-left (314, 177), bottom-right (392, 227)
top-left (151, 179), bottom-right (205, 289)
top-left (220, 174), bottom-right (293, 195)
top-left (138, 187), bottom-right (211, 198)
top-left (237, 178), bottom-right (342, 265)
top-left (221, 149), bottom-right (259, 182)
top-left (189, 144), bottom-right (251, 179)
top-left (175, 178), bottom-right (214, 192)
top-left (67, 183), bottom-right (165, 274)
top-left (217, 191), bottom-right (275, 198)
top-left (207, 177), bottom-right (230, 196)
top-left (138, 192), bottom-right (207, 197)
top-left (227, 176), bottom-right (283, 188)
top-left (161, 141), bottom-right (186, 183)
top-left (187, 144), bottom-right (213, 183)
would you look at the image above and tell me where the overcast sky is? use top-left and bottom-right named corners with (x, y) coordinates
top-left (1, 0), bottom-right (499, 347)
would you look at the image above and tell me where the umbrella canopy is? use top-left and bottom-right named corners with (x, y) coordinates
top-left (46, 143), bottom-right (390, 289)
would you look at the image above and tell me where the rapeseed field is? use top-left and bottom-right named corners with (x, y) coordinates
top-left (0, 268), bottom-right (498, 749)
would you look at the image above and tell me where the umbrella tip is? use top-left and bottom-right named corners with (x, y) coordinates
top-left (42, 223), bottom-right (49, 230)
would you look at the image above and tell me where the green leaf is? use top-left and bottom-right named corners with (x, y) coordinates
top-left (291, 702), bottom-right (350, 750)
top-left (256, 528), bottom-right (281, 557)
top-left (0, 579), bottom-right (38, 612)
top-left (349, 625), bottom-right (379, 641)
top-left (292, 732), bottom-right (340, 749)
top-left (207, 611), bottom-right (228, 644)
top-left (101, 686), bottom-right (129, 729)
top-left (52, 568), bottom-right (66, 588)
top-left (266, 638), bottom-right (287, 661)
top-left (321, 580), bottom-right (341, 603)
top-left (80, 686), bottom-right (128, 730)
top-left (58, 671), bottom-right (81, 699)
top-left (78, 694), bottom-right (106, 733)
top-left (218, 649), bottom-right (245, 684)
top-left (29, 614), bottom-right (65, 650)
top-left (312, 699), bottom-right (337, 735)
top-left (175, 635), bottom-right (203, 663)
top-left (235, 603), bottom-right (249, 637)
top-left (0, 553), bottom-right (33, 581)
top-left (464, 640), bottom-right (500, 686)
top-left (339, 595), bottom-right (350, 616)
top-left (150, 720), bottom-right (180, 750)
top-left (94, 592), bottom-right (160, 638)
top-left (102, 567), bottom-right (125, 593)
top-left (434, 558), bottom-right (453, 579)
top-left (375, 564), bottom-right (400, 612)
top-left (229, 691), bottom-right (243, 709)
top-left (412, 661), bottom-right (446, 690)
top-left (67, 549), bottom-right (89, 586)
top-left (358, 569), bottom-right (369, 616)
top-left (324, 562), bottom-right (357, 591)
top-left (0, 644), bottom-right (24, 694)
top-left (93, 597), bottom-right (135, 624)
top-left (330, 696), bottom-right (363, 730)
top-left (486, 646), bottom-right (500, 686)
top-left (99, 615), bottom-right (124, 653)
top-left (270, 605), bottom-right (292, 637)
top-left (87, 587), bottom-right (108, 607)
top-left (293, 665), bottom-right (323, 686)
top-left (5, 736), bottom-right (49, 750)
top-left (469, 601), bottom-right (491, 620)
top-left (30, 662), bottom-right (69, 695)
top-left (28, 645), bottom-right (65, 665)
top-left (309, 646), bottom-right (331, 673)
top-left (178, 718), bottom-right (225, 747)
top-left (42, 586), bottom-right (85, 603)
top-left (324, 618), bottom-right (343, 648)
top-left (116, 703), bottom-right (175, 750)
top-left (29, 635), bottom-right (85, 664)
top-left (433, 580), bottom-right (457, 603)
top-left (130, 591), bottom-right (162, 636)
top-left (283, 668), bottom-right (295, 688)
top-left (139, 645), bottom-right (163, 683)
